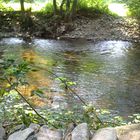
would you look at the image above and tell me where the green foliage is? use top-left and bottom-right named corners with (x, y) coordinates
top-left (77, 0), bottom-right (110, 15)
top-left (0, 92), bottom-right (44, 127)
top-left (0, 3), bottom-right (14, 11)
top-left (55, 77), bottom-right (76, 89)
top-left (0, 92), bottom-right (21, 124)
top-left (40, 2), bottom-right (54, 14)
top-left (128, 114), bottom-right (140, 124)
top-left (0, 0), bottom-right (113, 17)
top-left (0, 59), bottom-right (38, 126)
top-left (0, 91), bottom-right (129, 130)
top-left (1, 59), bottom-right (30, 87)
top-left (31, 89), bottom-right (44, 97)
top-left (82, 104), bottom-right (126, 129)
top-left (126, 0), bottom-right (140, 18)
top-left (41, 104), bottom-right (126, 129)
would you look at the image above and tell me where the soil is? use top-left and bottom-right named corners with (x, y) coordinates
top-left (0, 12), bottom-right (139, 42)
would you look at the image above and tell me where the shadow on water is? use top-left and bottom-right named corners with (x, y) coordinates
top-left (0, 38), bottom-right (140, 117)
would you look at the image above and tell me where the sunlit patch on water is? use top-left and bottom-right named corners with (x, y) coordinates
top-left (96, 41), bottom-right (131, 57)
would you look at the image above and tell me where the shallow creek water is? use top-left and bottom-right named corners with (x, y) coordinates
top-left (0, 38), bottom-right (140, 117)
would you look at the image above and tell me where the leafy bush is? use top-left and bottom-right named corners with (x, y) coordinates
top-left (126, 0), bottom-right (140, 18)
top-left (77, 0), bottom-right (110, 15)
top-left (40, 2), bottom-right (54, 14)
top-left (0, 3), bottom-right (14, 11)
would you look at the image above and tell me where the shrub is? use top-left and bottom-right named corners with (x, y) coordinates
top-left (126, 0), bottom-right (140, 18)
top-left (77, 0), bottom-right (110, 15)
top-left (40, 2), bottom-right (54, 14)
top-left (0, 3), bottom-right (14, 11)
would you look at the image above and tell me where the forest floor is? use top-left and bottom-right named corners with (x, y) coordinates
top-left (0, 12), bottom-right (139, 42)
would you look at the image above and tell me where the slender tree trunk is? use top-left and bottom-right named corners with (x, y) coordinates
top-left (19, 0), bottom-right (25, 12)
top-left (70, 0), bottom-right (77, 19)
top-left (53, 0), bottom-right (57, 15)
top-left (64, 0), bottom-right (71, 21)
top-left (66, 0), bottom-right (70, 12)
top-left (60, 0), bottom-right (65, 16)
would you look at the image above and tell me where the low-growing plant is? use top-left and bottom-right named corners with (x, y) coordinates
top-left (77, 0), bottom-right (110, 16)
top-left (40, 2), bottom-right (54, 15)
top-left (55, 77), bottom-right (76, 90)
top-left (0, 59), bottom-right (49, 126)
top-left (128, 113), bottom-right (140, 124)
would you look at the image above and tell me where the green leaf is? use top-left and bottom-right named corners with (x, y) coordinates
top-left (31, 89), bottom-right (44, 98)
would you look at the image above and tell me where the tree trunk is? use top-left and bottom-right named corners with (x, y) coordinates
top-left (53, 0), bottom-right (57, 15)
top-left (60, 0), bottom-right (65, 16)
top-left (19, 0), bottom-right (25, 12)
top-left (70, 0), bottom-right (77, 19)
top-left (66, 0), bottom-right (70, 12)
top-left (65, 0), bottom-right (71, 21)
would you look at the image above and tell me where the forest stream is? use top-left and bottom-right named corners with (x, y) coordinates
top-left (0, 38), bottom-right (140, 119)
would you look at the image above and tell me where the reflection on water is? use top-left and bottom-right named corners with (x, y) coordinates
top-left (0, 38), bottom-right (140, 117)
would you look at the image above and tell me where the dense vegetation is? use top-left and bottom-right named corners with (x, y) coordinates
top-left (126, 0), bottom-right (140, 17)
top-left (0, 0), bottom-right (140, 17)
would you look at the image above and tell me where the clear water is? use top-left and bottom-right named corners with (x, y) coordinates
top-left (0, 38), bottom-right (140, 117)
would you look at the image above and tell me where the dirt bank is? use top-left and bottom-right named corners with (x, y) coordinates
top-left (0, 12), bottom-right (139, 42)
top-left (60, 14), bottom-right (140, 42)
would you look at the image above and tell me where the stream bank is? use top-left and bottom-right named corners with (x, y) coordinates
top-left (60, 15), bottom-right (140, 43)
top-left (0, 12), bottom-right (139, 42)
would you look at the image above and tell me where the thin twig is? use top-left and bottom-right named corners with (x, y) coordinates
top-left (33, 65), bottom-right (87, 105)
top-left (32, 64), bottom-right (103, 124)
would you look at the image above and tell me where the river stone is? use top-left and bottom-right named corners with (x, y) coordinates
top-left (63, 123), bottom-right (76, 140)
top-left (8, 128), bottom-right (34, 140)
top-left (71, 123), bottom-right (90, 140)
top-left (115, 123), bottom-right (140, 140)
top-left (37, 125), bottom-right (63, 140)
top-left (29, 123), bottom-right (40, 133)
top-left (92, 127), bottom-right (117, 140)
top-left (0, 125), bottom-right (5, 140)
top-left (9, 124), bottom-right (26, 135)
top-left (26, 135), bottom-right (37, 140)
top-left (118, 130), bottom-right (140, 140)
